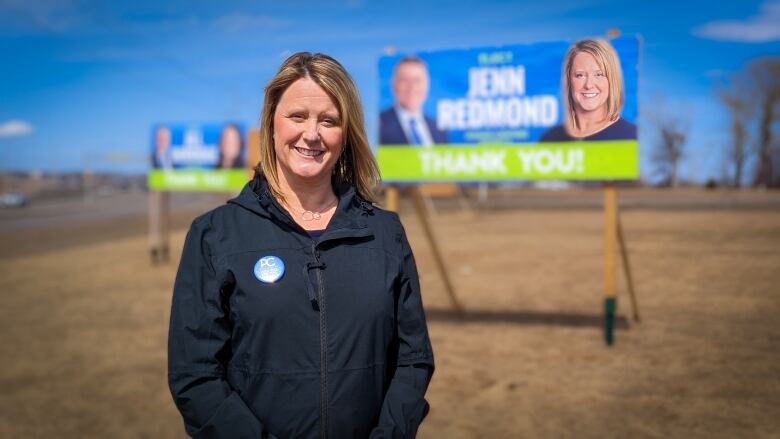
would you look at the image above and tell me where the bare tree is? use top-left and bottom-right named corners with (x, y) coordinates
top-left (747, 58), bottom-right (780, 187)
top-left (719, 90), bottom-right (750, 188)
top-left (645, 96), bottom-right (690, 187)
top-left (651, 117), bottom-right (687, 187)
top-left (645, 97), bottom-right (690, 187)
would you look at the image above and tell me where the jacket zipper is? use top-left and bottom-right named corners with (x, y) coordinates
top-left (313, 241), bottom-right (328, 439)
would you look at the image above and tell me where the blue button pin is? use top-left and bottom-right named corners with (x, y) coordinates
top-left (254, 256), bottom-right (285, 283)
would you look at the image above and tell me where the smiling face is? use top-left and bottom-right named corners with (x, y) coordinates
top-left (273, 77), bottom-right (343, 187)
top-left (569, 51), bottom-right (609, 116)
top-left (220, 125), bottom-right (242, 164)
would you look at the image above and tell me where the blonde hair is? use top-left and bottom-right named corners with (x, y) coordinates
top-left (561, 39), bottom-right (625, 130)
top-left (256, 52), bottom-right (379, 203)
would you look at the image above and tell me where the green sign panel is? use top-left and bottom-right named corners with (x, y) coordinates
top-left (148, 169), bottom-right (248, 191)
top-left (378, 141), bottom-right (638, 182)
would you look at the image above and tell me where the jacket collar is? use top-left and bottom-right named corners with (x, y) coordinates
top-left (228, 173), bottom-right (374, 242)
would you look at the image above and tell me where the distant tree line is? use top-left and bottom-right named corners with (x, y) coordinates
top-left (649, 57), bottom-right (779, 188)
top-left (719, 57), bottom-right (780, 188)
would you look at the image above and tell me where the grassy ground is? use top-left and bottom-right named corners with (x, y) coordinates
top-left (1, 190), bottom-right (778, 438)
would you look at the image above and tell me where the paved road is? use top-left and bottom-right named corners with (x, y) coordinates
top-left (0, 191), bottom-right (231, 259)
top-left (1, 188), bottom-right (777, 260)
top-left (0, 191), bottom-right (228, 231)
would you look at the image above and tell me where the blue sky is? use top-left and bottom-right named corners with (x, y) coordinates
top-left (1, 0), bottom-right (779, 183)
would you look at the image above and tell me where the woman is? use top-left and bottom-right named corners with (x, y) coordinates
top-left (168, 52), bottom-right (434, 439)
top-left (540, 39), bottom-right (636, 142)
top-left (217, 123), bottom-right (245, 169)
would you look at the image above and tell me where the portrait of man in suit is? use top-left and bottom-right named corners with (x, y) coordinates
top-left (152, 124), bottom-right (173, 169)
top-left (380, 56), bottom-right (448, 146)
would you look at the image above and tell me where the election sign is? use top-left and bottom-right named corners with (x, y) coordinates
top-left (377, 36), bottom-right (640, 181)
top-left (147, 122), bottom-right (249, 191)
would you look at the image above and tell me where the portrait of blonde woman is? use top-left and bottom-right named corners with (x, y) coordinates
top-left (541, 38), bottom-right (637, 142)
top-left (217, 123), bottom-right (245, 169)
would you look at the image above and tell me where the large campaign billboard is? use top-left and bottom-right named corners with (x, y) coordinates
top-left (377, 36), bottom-right (639, 181)
top-left (147, 122), bottom-right (250, 191)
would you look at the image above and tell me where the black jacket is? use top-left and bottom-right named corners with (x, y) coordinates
top-left (168, 176), bottom-right (435, 438)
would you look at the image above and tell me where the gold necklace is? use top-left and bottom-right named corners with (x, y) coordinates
top-left (286, 198), bottom-right (338, 221)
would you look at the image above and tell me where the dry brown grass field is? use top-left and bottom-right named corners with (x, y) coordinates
top-left (1, 189), bottom-right (779, 438)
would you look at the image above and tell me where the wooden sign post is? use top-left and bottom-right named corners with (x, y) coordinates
top-left (385, 185), bottom-right (464, 314)
top-left (148, 190), bottom-right (170, 264)
top-left (603, 184), bottom-right (618, 345)
top-left (604, 184), bottom-right (641, 345)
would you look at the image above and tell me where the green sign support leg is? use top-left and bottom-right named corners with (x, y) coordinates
top-left (604, 297), bottom-right (616, 345)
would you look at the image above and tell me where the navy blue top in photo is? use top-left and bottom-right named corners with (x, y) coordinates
top-left (307, 229), bottom-right (326, 239)
top-left (539, 118), bottom-right (637, 142)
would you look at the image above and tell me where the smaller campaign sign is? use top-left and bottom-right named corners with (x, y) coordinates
top-left (148, 122), bottom-right (249, 191)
